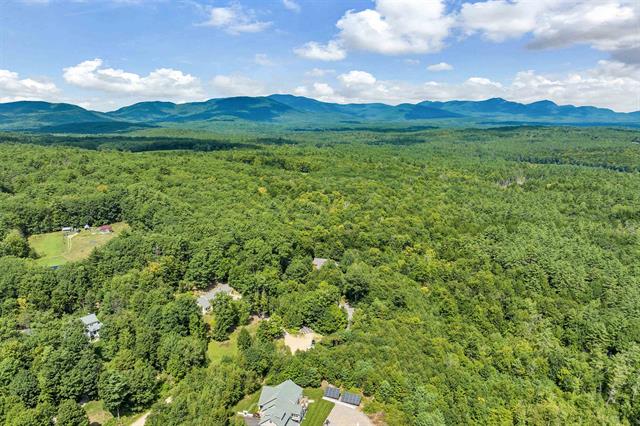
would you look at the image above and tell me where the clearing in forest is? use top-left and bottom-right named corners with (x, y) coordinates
top-left (207, 320), bottom-right (260, 364)
top-left (29, 222), bottom-right (129, 267)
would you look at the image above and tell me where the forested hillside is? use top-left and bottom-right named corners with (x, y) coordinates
top-left (0, 127), bottom-right (639, 425)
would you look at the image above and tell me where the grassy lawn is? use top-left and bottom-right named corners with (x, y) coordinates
top-left (30, 222), bottom-right (129, 267)
top-left (83, 400), bottom-right (149, 426)
top-left (232, 390), bottom-right (261, 414)
top-left (301, 399), bottom-right (334, 426)
top-left (303, 387), bottom-right (324, 401)
top-left (207, 321), bottom-right (259, 364)
top-left (84, 400), bottom-right (113, 425)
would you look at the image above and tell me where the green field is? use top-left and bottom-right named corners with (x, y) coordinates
top-left (300, 388), bottom-right (334, 426)
top-left (29, 222), bottom-right (129, 266)
top-left (207, 321), bottom-right (259, 364)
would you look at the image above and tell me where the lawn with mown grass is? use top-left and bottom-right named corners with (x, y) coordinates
top-left (301, 399), bottom-right (334, 426)
top-left (29, 222), bottom-right (129, 266)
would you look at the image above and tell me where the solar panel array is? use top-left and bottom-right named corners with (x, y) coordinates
top-left (324, 387), bottom-right (340, 400)
top-left (341, 391), bottom-right (362, 406)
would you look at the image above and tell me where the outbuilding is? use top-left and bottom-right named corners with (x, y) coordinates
top-left (80, 313), bottom-right (102, 340)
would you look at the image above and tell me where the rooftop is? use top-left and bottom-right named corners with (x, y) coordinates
top-left (258, 380), bottom-right (304, 426)
top-left (196, 283), bottom-right (240, 311)
top-left (80, 313), bottom-right (99, 325)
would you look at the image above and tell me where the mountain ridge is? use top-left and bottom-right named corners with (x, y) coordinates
top-left (0, 95), bottom-right (637, 132)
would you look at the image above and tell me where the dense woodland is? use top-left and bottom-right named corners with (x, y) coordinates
top-left (0, 127), bottom-right (639, 425)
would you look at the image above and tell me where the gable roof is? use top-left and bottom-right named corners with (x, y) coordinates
top-left (80, 313), bottom-right (99, 325)
top-left (80, 313), bottom-right (102, 333)
top-left (259, 380), bottom-right (303, 426)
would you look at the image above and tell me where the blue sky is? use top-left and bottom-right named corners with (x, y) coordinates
top-left (1, 0), bottom-right (638, 111)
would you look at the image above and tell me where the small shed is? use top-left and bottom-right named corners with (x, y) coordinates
top-left (62, 226), bottom-right (74, 233)
top-left (98, 225), bottom-right (113, 233)
top-left (80, 313), bottom-right (102, 340)
top-left (84, 224), bottom-right (91, 230)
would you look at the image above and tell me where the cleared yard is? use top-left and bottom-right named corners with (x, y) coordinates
top-left (207, 321), bottom-right (259, 364)
top-left (326, 404), bottom-right (373, 426)
top-left (29, 222), bottom-right (129, 266)
top-left (284, 330), bottom-right (321, 353)
top-left (83, 400), bottom-right (145, 426)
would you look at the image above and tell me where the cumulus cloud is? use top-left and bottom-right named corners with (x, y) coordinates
top-left (298, 61), bottom-right (639, 112)
top-left (0, 69), bottom-right (60, 103)
top-left (282, 0), bottom-right (300, 13)
top-left (296, 0), bottom-right (640, 65)
top-left (211, 74), bottom-right (266, 97)
top-left (336, 0), bottom-right (453, 55)
top-left (461, 0), bottom-right (640, 63)
top-left (294, 40), bottom-right (346, 61)
top-left (295, 82), bottom-right (345, 103)
top-left (202, 4), bottom-right (271, 34)
top-left (427, 62), bottom-right (453, 71)
top-left (338, 70), bottom-right (377, 87)
top-left (63, 58), bottom-right (203, 101)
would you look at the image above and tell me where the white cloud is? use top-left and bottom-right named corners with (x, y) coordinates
top-left (202, 4), bottom-right (271, 34)
top-left (294, 40), bottom-right (346, 61)
top-left (295, 82), bottom-right (345, 102)
top-left (461, 0), bottom-right (640, 63)
top-left (63, 58), bottom-right (203, 101)
top-left (211, 74), bottom-right (266, 97)
top-left (427, 62), bottom-right (453, 71)
top-left (507, 61), bottom-right (640, 112)
top-left (254, 53), bottom-right (274, 66)
top-left (336, 0), bottom-right (453, 55)
top-left (282, 0), bottom-right (300, 13)
top-left (338, 70), bottom-right (377, 87)
top-left (296, 0), bottom-right (639, 65)
top-left (298, 62), bottom-right (639, 112)
top-left (459, 0), bottom-right (542, 42)
top-left (305, 68), bottom-right (335, 77)
top-left (0, 69), bottom-right (60, 103)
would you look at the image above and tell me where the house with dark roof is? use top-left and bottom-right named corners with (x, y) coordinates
top-left (258, 380), bottom-right (306, 426)
top-left (80, 313), bottom-right (102, 340)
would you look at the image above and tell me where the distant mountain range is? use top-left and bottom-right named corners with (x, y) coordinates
top-left (0, 95), bottom-right (638, 133)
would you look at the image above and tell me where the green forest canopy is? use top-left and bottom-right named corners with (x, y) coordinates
top-left (0, 127), bottom-right (638, 425)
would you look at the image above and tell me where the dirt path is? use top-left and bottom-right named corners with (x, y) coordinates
top-left (130, 411), bottom-right (150, 426)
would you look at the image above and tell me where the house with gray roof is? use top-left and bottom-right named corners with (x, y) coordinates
top-left (312, 257), bottom-right (338, 270)
top-left (196, 283), bottom-right (241, 314)
top-left (80, 313), bottom-right (102, 340)
top-left (258, 380), bottom-right (306, 426)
